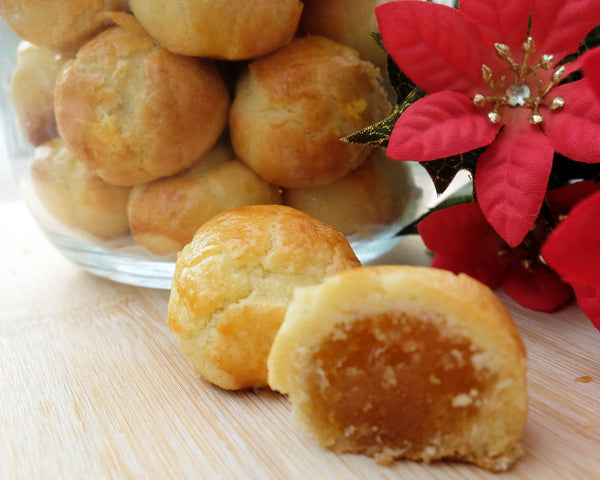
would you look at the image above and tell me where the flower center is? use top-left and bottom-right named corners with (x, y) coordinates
top-left (505, 84), bottom-right (531, 107)
top-left (473, 37), bottom-right (565, 125)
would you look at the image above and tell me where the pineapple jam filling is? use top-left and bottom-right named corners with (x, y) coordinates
top-left (306, 312), bottom-right (495, 456)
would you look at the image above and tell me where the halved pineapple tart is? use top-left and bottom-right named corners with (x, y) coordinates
top-left (268, 265), bottom-right (528, 472)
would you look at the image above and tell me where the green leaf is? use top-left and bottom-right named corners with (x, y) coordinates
top-left (343, 86), bottom-right (426, 147)
top-left (371, 33), bottom-right (418, 100)
top-left (421, 148), bottom-right (483, 195)
top-left (583, 22), bottom-right (600, 50)
top-left (345, 38), bottom-right (426, 147)
top-left (397, 190), bottom-right (474, 236)
top-left (560, 22), bottom-right (600, 73)
top-left (386, 55), bottom-right (418, 100)
top-left (548, 153), bottom-right (600, 189)
top-left (372, 31), bottom-right (383, 47)
top-left (343, 104), bottom-right (400, 147)
top-left (347, 27), bottom-right (481, 187)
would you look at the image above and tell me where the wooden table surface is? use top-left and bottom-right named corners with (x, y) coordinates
top-left (1, 198), bottom-right (599, 480)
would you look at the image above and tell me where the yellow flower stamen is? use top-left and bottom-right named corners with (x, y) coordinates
top-left (473, 37), bottom-right (565, 125)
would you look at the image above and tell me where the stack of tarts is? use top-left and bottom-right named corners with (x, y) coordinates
top-left (2, 0), bottom-right (416, 257)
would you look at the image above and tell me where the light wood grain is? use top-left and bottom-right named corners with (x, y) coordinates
top-left (1, 200), bottom-right (599, 480)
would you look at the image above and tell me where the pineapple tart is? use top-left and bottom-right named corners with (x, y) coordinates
top-left (168, 205), bottom-right (361, 390)
top-left (268, 265), bottom-right (528, 472)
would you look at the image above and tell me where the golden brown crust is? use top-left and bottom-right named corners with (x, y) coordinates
top-left (10, 42), bottom-right (71, 146)
top-left (0, 0), bottom-right (126, 52)
top-left (283, 148), bottom-right (417, 236)
top-left (167, 205), bottom-right (361, 390)
top-left (268, 266), bottom-right (528, 472)
top-left (130, 0), bottom-right (303, 60)
top-left (229, 35), bottom-right (391, 189)
top-left (127, 143), bottom-right (283, 255)
top-left (31, 138), bottom-right (130, 238)
top-left (299, 0), bottom-right (392, 69)
top-left (54, 17), bottom-right (230, 186)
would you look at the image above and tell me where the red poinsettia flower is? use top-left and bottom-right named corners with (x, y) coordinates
top-left (545, 178), bottom-right (600, 216)
top-left (417, 202), bottom-right (573, 312)
top-left (542, 188), bottom-right (600, 330)
top-left (582, 47), bottom-right (600, 100)
top-left (376, 0), bottom-right (600, 247)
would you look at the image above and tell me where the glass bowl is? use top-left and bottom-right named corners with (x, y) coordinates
top-left (0, 16), bottom-right (438, 290)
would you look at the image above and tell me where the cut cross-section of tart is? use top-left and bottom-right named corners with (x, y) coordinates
top-left (268, 265), bottom-right (528, 472)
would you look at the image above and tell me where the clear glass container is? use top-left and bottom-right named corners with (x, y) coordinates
top-left (0, 17), bottom-right (439, 289)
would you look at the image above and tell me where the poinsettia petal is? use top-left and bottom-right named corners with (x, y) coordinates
top-left (417, 203), bottom-right (495, 254)
top-left (531, 0), bottom-right (600, 64)
top-left (375, 1), bottom-right (482, 94)
top-left (475, 119), bottom-right (554, 247)
top-left (418, 203), bottom-right (509, 288)
top-left (572, 284), bottom-right (600, 332)
top-left (582, 47), bottom-right (600, 101)
top-left (546, 179), bottom-right (600, 216)
top-left (387, 91), bottom-right (500, 162)
top-left (560, 56), bottom-right (585, 79)
top-left (542, 80), bottom-right (600, 164)
top-left (432, 253), bottom-right (507, 289)
top-left (502, 259), bottom-right (573, 312)
top-left (541, 190), bottom-right (600, 286)
top-left (460, 0), bottom-right (533, 51)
